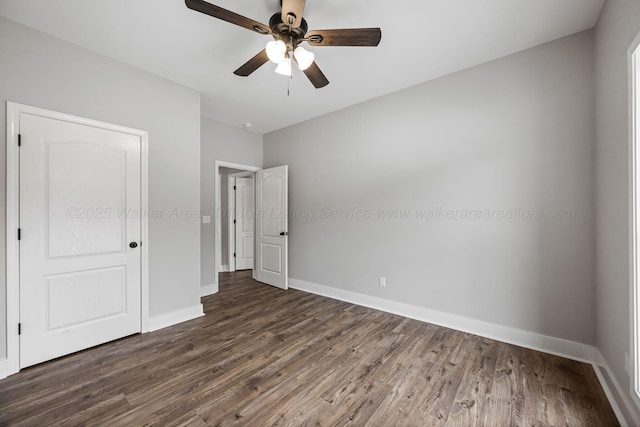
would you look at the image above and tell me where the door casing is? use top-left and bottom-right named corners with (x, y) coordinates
top-left (3, 102), bottom-right (150, 379)
top-left (629, 31), bottom-right (640, 412)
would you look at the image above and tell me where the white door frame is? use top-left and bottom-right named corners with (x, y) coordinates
top-left (227, 177), bottom-right (236, 272)
top-left (3, 102), bottom-right (150, 379)
top-left (212, 161), bottom-right (260, 294)
top-left (629, 31), bottom-right (640, 412)
top-left (228, 172), bottom-right (255, 273)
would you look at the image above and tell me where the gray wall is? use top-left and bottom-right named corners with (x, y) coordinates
top-left (0, 18), bottom-right (202, 359)
top-left (200, 117), bottom-right (262, 288)
top-left (264, 31), bottom-right (596, 345)
top-left (594, 0), bottom-right (640, 418)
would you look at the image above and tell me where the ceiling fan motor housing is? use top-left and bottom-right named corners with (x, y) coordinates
top-left (269, 12), bottom-right (308, 48)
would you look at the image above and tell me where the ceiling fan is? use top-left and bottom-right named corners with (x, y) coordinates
top-left (185, 0), bottom-right (382, 88)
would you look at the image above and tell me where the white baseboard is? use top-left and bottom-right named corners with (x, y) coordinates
top-left (289, 278), bottom-right (595, 364)
top-left (221, 265), bottom-right (229, 273)
top-left (593, 349), bottom-right (640, 427)
top-left (200, 283), bottom-right (219, 297)
top-left (148, 304), bottom-right (204, 332)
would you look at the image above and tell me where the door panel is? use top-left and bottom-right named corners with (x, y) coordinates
top-left (255, 166), bottom-right (288, 289)
top-left (261, 176), bottom-right (283, 237)
top-left (234, 177), bottom-right (254, 270)
top-left (46, 267), bottom-right (127, 330)
top-left (47, 141), bottom-right (126, 258)
top-left (20, 113), bottom-right (141, 368)
top-left (260, 244), bottom-right (282, 274)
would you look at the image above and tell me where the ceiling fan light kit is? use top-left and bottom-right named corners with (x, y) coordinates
top-left (185, 0), bottom-right (382, 88)
top-left (266, 40), bottom-right (287, 64)
top-left (293, 46), bottom-right (314, 71)
top-left (275, 57), bottom-right (293, 77)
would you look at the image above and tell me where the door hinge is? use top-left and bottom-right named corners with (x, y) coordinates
top-left (234, 253), bottom-right (236, 258)
top-left (18, 323), bottom-right (21, 335)
top-left (18, 134), bottom-right (21, 146)
top-left (17, 228), bottom-right (21, 240)
top-left (234, 185), bottom-right (236, 190)
top-left (234, 219), bottom-right (236, 224)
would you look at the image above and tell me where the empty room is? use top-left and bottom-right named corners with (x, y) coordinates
top-left (1, 0), bottom-right (640, 425)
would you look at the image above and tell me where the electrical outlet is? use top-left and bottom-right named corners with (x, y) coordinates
top-left (379, 276), bottom-right (386, 287)
top-left (202, 216), bottom-right (211, 224)
top-left (625, 353), bottom-right (631, 374)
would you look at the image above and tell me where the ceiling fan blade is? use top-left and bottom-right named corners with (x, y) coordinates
top-left (306, 28), bottom-right (382, 47)
top-left (185, 0), bottom-right (271, 35)
top-left (281, 0), bottom-right (306, 28)
top-left (303, 62), bottom-right (329, 89)
top-left (233, 50), bottom-right (269, 77)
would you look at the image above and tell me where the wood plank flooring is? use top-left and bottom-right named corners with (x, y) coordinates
top-left (0, 271), bottom-right (619, 426)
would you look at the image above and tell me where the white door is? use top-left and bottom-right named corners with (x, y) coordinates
top-left (234, 177), bottom-right (254, 270)
top-left (255, 166), bottom-right (288, 290)
top-left (19, 113), bottom-right (142, 368)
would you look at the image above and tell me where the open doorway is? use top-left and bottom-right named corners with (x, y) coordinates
top-left (211, 161), bottom-right (289, 294)
top-left (219, 168), bottom-right (254, 273)
top-left (212, 161), bottom-right (260, 294)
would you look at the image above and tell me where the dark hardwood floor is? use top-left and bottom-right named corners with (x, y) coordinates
top-left (0, 270), bottom-right (619, 426)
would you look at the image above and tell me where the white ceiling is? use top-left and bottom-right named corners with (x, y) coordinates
top-left (0, 0), bottom-right (604, 134)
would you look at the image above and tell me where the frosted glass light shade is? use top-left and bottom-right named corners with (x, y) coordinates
top-left (294, 46), bottom-right (315, 71)
top-left (266, 40), bottom-right (286, 64)
top-left (275, 57), bottom-right (292, 76)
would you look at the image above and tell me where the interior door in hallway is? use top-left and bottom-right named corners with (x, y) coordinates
top-left (19, 112), bottom-right (142, 368)
top-left (234, 176), bottom-right (254, 270)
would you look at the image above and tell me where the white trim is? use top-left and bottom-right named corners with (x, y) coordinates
top-left (2, 102), bottom-right (150, 379)
top-left (221, 265), bottom-right (229, 273)
top-left (228, 177), bottom-right (236, 272)
top-left (594, 350), bottom-right (640, 427)
top-left (200, 283), bottom-right (218, 297)
top-left (216, 172), bottom-right (221, 284)
top-left (148, 304), bottom-right (204, 332)
top-left (140, 122), bottom-right (150, 334)
top-left (2, 102), bottom-right (20, 378)
top-left (289, 278), bottom-right (595, 363)
top-left (629, 31), bottom-right (640, 412)
top-left (213, 161), bottom-right (260, 291)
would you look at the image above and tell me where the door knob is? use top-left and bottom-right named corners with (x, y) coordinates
top-left (129, 242), bottom-right (138, 248)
